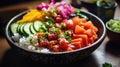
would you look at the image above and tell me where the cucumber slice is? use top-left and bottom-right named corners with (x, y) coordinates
top-left (17, 24), bottom-right (22, 34)
top-left (10, 23), bottom-right (19, 35)
top-left (30, 23), bottom-right (37, 34)
top-left (33, 20), bottom-right (43, 32)
top-left (23, 23), bottom-right (32, 36)
top-left (17, 24), bottom-right (24, 35)
top-left (19, 23), bottom-right (27, 36)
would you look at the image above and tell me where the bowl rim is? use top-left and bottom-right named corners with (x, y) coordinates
top-left (106, 19), bottom-right (120, 34)
top-left (5, 10), bottom-right (106, 55)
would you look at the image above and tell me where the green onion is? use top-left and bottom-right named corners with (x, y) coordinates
top-left (65, 35), bottom-right (71, 43)
top-left (50, 27), bottom-right (60, 33)
top-left (58, 34), bottom-right (64, 38)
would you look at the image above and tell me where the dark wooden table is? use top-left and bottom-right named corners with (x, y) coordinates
top-left (0, 0), bottom-right (120, 67)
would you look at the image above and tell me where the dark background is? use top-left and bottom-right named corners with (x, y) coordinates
top-left (0, 0), bottom-right (34, 7)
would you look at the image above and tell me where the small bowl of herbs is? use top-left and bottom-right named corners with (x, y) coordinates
top-left (106, 19), bottom-right (120, 44)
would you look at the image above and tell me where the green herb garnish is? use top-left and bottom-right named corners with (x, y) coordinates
top-left (102, 62), bottom-right (112, 67)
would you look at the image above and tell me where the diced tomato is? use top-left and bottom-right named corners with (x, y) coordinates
top-left (71, 41), bottom-right (82, 49)
top-left (79, 21), bottom-right (93, 29)
top-left (92, 34), bottom-right (98, 40)
top-left (72, 16), bottom-right (80, 25)
top-left (84, 29), bottom-right (93, 37)
top-left (79, 18), bottom-right (87, 23)
top-left (48, 33), bottom-right (57, 40)
top-left (84, 28), bottom-right (98, 39)
top-left (91, 25), bottom-right (98, 33)
top-left (64, 19), bottom-right (74, 29)
top-left (66, 47), bottom-right (73, 51)
top-left (71, 38), bottom-right (82, 43)
top-left (59, 39), bottom-right (69, 51)
top-left (89, 37), bottom-right (94, 44)
top-left (68, 44), bottom-right (75, 49)
top-left (47, 40), bottom-right (57, 49)
top-left (73, 34), bottom-right (89, 46)
top-left (85, 29), bottom-right (97, 40)
top-left (89, 34), bottom-right (97, 44)
top-left (52, 45), bottom-right (60, 52)
top-left (39, 40), bottom-right (49, 48)
top-left (75, 25), bottom-right (85, 34)
top-left (71, 38), bottom-right (83, 47)
top-left (72, 16), bottom-right (87, 25)
top-left (86, 21), bottom-right (98, 32)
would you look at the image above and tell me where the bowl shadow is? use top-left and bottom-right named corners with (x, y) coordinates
top-left (105, 41), bottom-right (120, 57)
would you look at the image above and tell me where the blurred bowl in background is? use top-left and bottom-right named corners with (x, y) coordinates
top-left (96, 0), bottom-right (118, 23)
top-left (80, 0), bottom-right (98, 15)
top-left (106, 19), bottom-right (120, 44)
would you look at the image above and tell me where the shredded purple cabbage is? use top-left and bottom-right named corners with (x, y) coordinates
top-left (36, 0), bottom-right (74, 19)
top-left (36, 3), bottom-right (49, 10)
top-left (56, 1), bottom-right (74, 19)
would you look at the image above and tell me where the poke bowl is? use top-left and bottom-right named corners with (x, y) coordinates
top-left (5, 1), bottom-right (106, 64)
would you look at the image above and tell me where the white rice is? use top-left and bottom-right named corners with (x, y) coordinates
top-left (12, 33), bottom-right (50, 53)
top-left (28, 45), bottom-right (36, 50)
top-left (12, 33), bottom-right (20, 42)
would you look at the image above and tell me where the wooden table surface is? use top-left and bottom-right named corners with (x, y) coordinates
top-left (0, 0), bottom-right (120, 66)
